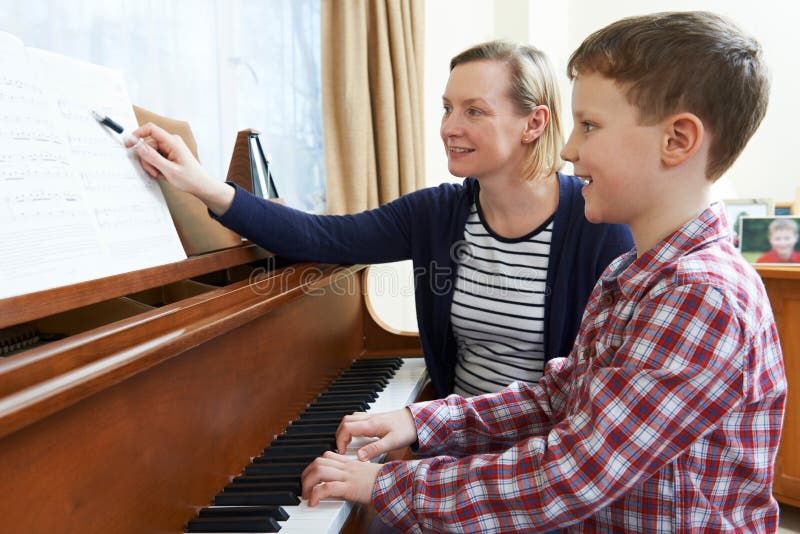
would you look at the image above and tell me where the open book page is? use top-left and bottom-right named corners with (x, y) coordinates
top-left (0, 33), bottom-right (186, 299)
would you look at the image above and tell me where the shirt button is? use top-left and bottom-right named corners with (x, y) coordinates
top-left (601, 292), bottom-right (615, 306)
top-left (582, 345), bottom-right (596, 360)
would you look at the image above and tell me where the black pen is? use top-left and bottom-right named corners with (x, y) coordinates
top-left (90, 110), bottom-right (144, 149)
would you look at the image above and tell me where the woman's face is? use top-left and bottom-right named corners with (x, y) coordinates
top-left (440, 60), bottom-right (532, 183)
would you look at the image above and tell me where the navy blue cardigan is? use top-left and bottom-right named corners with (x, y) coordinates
top-left (215, 174), bottom-right (634, 396)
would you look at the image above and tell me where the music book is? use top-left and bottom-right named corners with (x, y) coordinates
top-left (0, 32), bottom-right (188, 299)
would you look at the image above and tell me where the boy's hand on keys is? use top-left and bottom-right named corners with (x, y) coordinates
top-left (335, 408), bottom-right (418, 461)
top-left (301, 451), bottom-right (383, 506)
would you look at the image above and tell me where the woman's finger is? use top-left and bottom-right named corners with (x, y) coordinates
top-left (136, 148), bottom-right (162, 178)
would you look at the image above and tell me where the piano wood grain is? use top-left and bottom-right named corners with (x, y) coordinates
top-left (0, 255), bottom-right (421, 533)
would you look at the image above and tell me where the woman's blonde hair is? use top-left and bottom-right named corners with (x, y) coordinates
top-left (450, 40), bottom-right (564, 180)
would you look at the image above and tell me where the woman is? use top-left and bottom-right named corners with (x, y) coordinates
top-left (131, 40), bottom-right (633, 397)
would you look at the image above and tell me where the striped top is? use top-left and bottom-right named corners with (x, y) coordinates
top-left (451, 203), bottom-right (553, 396)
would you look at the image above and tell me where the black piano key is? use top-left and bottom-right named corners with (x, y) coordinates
top-left (282, 427), bottom-right (339, 439)
top-left (303, 401), bottom-right (368, 412)
top-left (269, 435), bottom-right (335, 444)
top-left (308, 399), bottom-right (370, 410)
top-left (329, 376), bottom-right (389, 384)
top-left (223, 481), bottom-right (302, 495)
top-left (318, 388), bottom-right (379, 398)
top-left (185, 515), bottom-right (281, 533)
top-left (277, 431), bottom-right (336, 440)
top-left (234, 475), bottom-right (300, 485)
top-left (326, 379), bottom-right (385, 387)
top-left (213, 491), bottom-right (300, 506)
top-left (319, 384), bottom-right (379, 398)
top-left (349, 364), bottom-right (401, 373)
top-left (199, 506), bottom-right (290, 521)
top-left (299, 406), bottom-right (363, 417)
top-left (244, 462), bottom-right (307, 476)
top-left (324, 384), bottom-right (383, 392)
top-left (288, 415), bottom-right (343, 424)
top-left (343, 360), bottom-right (399, 369)
top-left (316, 392), bottom-right (378, 402)
top-left (338, 370), bottom-right (395, 379)
top-left (298, 406), bottom-right (366, 419)
top-left (267, 443), bottom-right (333, 455)
top-left (351, 358), bottom-right (402, 368)
top-left (328, 378), bottom-right (388, 388)
top-left (253, 454), bottom-right (316, 464)
top-left (268, 442), bottom-right (336, 457)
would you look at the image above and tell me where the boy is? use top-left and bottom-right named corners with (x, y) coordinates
top-left (301, 11), bottom-right (786, 533)
top-left (757, 218), bottom-right (800, 263)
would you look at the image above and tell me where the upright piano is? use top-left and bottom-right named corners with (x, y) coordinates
top-left (0, 103), bottom-right (427, 532)
top-left (0, 107), bottom-right (427, 532)
top-left (0, 247), bottom-right (424, 533)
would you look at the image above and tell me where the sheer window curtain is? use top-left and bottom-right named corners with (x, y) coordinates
top-left (0, 0), bottom-right (325, 212)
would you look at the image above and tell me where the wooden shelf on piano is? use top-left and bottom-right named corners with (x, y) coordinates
top-left (0, 244), bottom-right (272, 329)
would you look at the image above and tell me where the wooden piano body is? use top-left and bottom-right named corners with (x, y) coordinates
top-left (0, 243), bottom-right (421, 532)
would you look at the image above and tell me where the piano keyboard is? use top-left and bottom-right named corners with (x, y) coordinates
top-left (184, 357), bottom-right (428, 534)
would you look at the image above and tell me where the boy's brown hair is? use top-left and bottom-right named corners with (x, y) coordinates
top-left (451, 40), bottom-right (564, 180)
top-left (566, 11), bottom-right (770, 180)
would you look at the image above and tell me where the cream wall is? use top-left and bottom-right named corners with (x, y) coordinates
top-left (424, 0), bottom-right (800, 203)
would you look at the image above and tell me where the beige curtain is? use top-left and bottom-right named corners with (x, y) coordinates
top-left (321, 0), bottom-right (425, 214)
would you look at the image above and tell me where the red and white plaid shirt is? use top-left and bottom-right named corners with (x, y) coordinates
top-left (373, 203), bottom-right (786, 533)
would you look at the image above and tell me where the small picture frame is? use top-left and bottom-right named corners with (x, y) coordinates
top-left (739, 215), bottom-right (800, 264)
top-left (775, 201), bottom-right (794, 216)
top-left (723, 198), bottom-right (774, 248)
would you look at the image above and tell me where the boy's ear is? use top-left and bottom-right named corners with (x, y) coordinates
top-left (661, 113), bottom-right (704, 168)
top-left (522, 105), bottom-right (550, 144)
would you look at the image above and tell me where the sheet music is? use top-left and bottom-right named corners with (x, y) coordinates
top-left (0, 33), bottom-right (186, 299)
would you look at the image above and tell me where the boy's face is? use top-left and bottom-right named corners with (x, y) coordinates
top-left (561, 73), bottom-right (665, 229)
top-left (769, 228), bottom-right (799, 259)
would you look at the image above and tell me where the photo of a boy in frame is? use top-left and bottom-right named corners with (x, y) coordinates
top-left (723, 199), bottom-right (773, 248)
top-left (739, 216), bottom-right (800, 264)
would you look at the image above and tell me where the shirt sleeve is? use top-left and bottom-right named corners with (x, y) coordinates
top-left (213, 184), bottom-right (416, 264)
top-left (406, 356), bottom-right (572, 457)
top-left (372, 283), bottom-right (751, 533)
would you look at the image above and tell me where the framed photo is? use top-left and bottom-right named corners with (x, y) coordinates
top-left (739, 215), bottom-right (800, 264)
top-left (723, 198), bottom-right (773, 248)
top-left (775, 201), bottom-right (794, 216)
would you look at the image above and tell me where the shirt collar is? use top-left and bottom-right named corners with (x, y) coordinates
top-left (600, 202), bottom-right (732, 300)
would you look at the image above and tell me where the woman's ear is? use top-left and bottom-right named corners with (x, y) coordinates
top-left (522, 105), bottom-right (550, 144)
top-left (661, 112), bottom-right (704, 168)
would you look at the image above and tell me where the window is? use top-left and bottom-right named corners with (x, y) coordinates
top-left (0, 0), bottom-right (325, 212)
